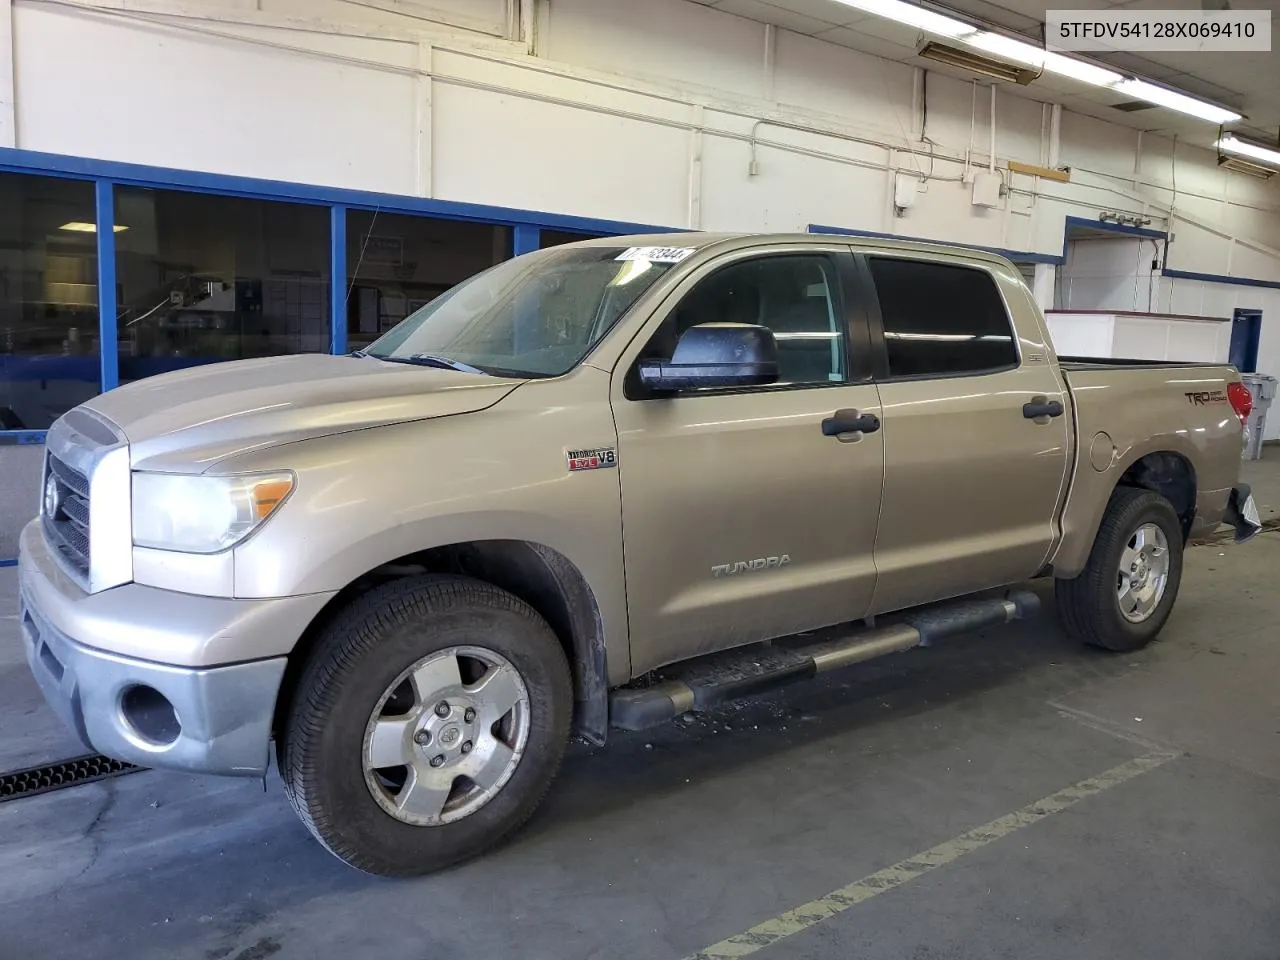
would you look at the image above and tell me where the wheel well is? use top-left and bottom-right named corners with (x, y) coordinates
top-left (274, 540), bottom-right (610, 745)
top-left (1117, 451), bottom-right (1196, 540)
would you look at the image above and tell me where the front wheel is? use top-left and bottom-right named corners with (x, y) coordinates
top-left (279, 575), bottom-right (573, 876)
top-left (1055, 487), bottom-right (1184, 652)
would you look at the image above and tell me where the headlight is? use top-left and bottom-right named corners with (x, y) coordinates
top-left (131, 472), bottom-right (295, 554)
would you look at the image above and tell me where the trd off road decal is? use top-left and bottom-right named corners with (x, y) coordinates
top-left (1185, 390), bottom-right (1227, 405)
top-left (567, 447), bottom-right (618, 472)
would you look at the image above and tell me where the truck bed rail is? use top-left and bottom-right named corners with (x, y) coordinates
top-left (1059, 356), bottom-right (1231, 371)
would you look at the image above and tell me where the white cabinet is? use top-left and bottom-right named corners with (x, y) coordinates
top-left (1044, 310), bottom-right (1231, 364)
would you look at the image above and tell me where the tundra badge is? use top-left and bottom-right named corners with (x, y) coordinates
top-left (712, 555), bottom-right (792, 578)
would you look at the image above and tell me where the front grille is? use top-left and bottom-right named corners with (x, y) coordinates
top-left (43, 452), bottom-right (91, 580)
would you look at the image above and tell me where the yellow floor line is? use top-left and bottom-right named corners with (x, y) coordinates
top-left (685, 750), bottom-right (1179, 960)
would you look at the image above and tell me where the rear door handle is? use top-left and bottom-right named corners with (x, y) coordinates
top-left (1022, 398), bottom-right (1064, 420)
top-left (822, 409), bottom-right (880, 438)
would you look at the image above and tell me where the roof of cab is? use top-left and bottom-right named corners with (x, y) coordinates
top-left (572, 231), bottom-right (1017, 269)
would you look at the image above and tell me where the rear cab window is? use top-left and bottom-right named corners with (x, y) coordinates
top-left (867, 257), bottom-right (1018, 379)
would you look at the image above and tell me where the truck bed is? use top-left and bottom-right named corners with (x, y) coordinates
top-left (1051, 358), bottom-right (1244, 574)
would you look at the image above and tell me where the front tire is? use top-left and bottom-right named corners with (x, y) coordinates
top-left (279, 575), bottom-right (572, 876)
top-left (1055, 487), bottom-right (1184, 652)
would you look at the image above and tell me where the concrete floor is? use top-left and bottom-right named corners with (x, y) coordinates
top-left (2, 456), bottom-right (1280, 960)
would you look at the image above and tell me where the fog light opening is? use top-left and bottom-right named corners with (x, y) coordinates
top-left (119, 685), bottom-right (181, 747)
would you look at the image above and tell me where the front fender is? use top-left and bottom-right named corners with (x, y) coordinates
top-left (226, 370), bottom-right (629, 679)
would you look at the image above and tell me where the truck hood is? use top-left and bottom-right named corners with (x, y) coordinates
top-left (83, 354), bottom-right (525, 471)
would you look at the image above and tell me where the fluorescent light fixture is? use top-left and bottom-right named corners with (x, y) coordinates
top-left (962, 40), bottom-right (1232, 120)
top-left (60, 221), bottom-right (128, 233)
top-left (1041, 51), bottom-right (1122, 87)
top-left (1217, 134), bottom-right (1280, 168)
top-left (965, 31), bottom-right (1044, 68)
top-left (917, 41), bottom-right (1038, 84)
top-left (1218, 155), bottom-right (1276, 179)
top-left (966, 33), bottom-right (1126, 86)
top-left (1113, 79), bottom-right (1241, 124)
top-left (834, 0), bottom-right (977, 39)
top-left (844, 0), bottom-right (1240, 125)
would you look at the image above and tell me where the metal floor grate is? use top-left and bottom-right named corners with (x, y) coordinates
top-left (0, 755), bottom-right (142, 803)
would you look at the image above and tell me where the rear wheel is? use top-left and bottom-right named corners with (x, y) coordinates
top-left (279, 575), bottom-right (572, 876)
top-left (1055, 487), bottom-right (1184, 652)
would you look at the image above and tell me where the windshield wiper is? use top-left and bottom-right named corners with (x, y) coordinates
top-left (375, 353), bottom-right (489, 375)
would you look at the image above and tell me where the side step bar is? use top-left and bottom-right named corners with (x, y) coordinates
top-left (610, 590), bottom-right (1040, 731)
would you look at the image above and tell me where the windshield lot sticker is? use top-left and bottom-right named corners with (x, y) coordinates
top-left (615, 247), bottom-right (695, 264)
top-left (567, 446), bottom-right (618, 472)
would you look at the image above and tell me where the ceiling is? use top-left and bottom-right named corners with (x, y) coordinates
top-left (687, 0), bottom-right (1280, 146)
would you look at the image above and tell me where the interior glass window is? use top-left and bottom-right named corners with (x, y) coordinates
top-left (0, 173), bottom-right (100, 430)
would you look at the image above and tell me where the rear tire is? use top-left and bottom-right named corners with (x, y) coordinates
top-left (1055, 487), bottom-right (1184, 652)
top-left (279, 575), bottom-right (572, 877)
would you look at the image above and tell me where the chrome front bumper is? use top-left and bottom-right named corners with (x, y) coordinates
top-left (16, 520), bottom-right (314, 777)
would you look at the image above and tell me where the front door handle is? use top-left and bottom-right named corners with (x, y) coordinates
top-left (1022, 398), bottom-right (1064, 420)
top-left (822, 409), bottom-right (881, 437)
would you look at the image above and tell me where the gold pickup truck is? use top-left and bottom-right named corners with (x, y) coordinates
top-left (18, 233), bottom-right (1261, 875)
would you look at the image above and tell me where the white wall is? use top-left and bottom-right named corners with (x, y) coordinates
top-left (0, 0), bottom-right (13, 148)
top-left (8, 0), bottom-right (1280, 397)
top-left (1058, 238), bottom-right (1167, 314)
top-left (12, 0), bottom-right (1280, 254)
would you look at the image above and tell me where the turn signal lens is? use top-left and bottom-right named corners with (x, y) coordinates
top-left (1228, 382), bottom-right (1253, 424)
top-left (251, 478), bottom-right (295, 520)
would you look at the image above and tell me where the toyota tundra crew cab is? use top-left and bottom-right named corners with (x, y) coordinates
top-left (18, 233), bottom-right (1262, 875)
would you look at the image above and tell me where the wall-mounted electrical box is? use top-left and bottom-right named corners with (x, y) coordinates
top-left (894, 172), bottom-right (918, 212)
top-left (972, 171), bottom-right (1002, 208)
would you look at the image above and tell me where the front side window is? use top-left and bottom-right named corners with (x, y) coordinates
top-left (868, 257), bottom-right (1017, 378)
top-left (638, 254), bottom-right (847, 388)
top-left (367, 246), bottom-right (680, 378)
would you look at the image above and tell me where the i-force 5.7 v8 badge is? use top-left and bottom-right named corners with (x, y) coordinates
top-left (567, 446), bottom-right (618, 471)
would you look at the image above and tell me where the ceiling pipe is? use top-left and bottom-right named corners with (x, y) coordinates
top-left (989, 83), bottom-right (996, 174)
top-left (763, 23), bottom-right (776, 101)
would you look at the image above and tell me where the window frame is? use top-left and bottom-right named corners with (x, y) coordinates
top-left (857, 252), bottom-right (1023, 383)
top-left (623, 247), bottom-right (874, 401)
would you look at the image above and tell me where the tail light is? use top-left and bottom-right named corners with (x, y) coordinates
top-left (1228, 381), bottom-right (1253, 424)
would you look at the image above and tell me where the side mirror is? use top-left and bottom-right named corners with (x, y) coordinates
top-left (638, 323), bottom-right (779, 392)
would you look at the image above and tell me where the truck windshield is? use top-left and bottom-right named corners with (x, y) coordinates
top-left (363, 246), bottom-right (684, 378)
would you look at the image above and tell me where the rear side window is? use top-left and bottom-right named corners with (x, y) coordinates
top-left (868, 257), bottom-right (1017, 378)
